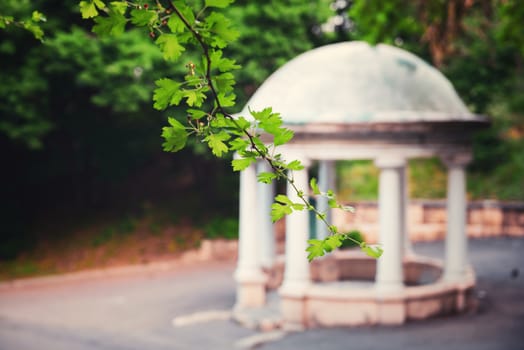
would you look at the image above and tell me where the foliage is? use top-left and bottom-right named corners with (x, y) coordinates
top-left (3, 0), bottom-right (522, 264)
top-left (0, 0), bottom-right (339, 262)
top-left (203, 217), bottom-right (238, 239)
top-left (78, 0), bottom-right (380, 260)
top-left (0, 8), bottom-right (47, 41)
top-left (337, 160), bottom-right (379, 201)
top-left (224, 0), bottom-right (333, 103)
top-left (349, 0), bottom-right (524, 200)
top-left (339, 230), bottom-right (364, 249)
top-left (348, 0), bottom-right (425, 56)
top-left (408, 158), bottom-right (447, 199)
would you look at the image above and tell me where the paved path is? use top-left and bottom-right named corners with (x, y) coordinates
top-left (0, 238), bottom-right (523, 350)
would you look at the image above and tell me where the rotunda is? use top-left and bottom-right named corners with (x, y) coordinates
top-left (233, 41), bottom-right (488, 328)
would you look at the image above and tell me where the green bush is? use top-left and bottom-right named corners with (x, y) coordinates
top-left (340, 230), bottom-right (364, 249)
top-left (203, 217), bottom-right (239, 240)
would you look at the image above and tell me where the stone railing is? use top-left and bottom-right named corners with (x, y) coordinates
top-left (332, 200), bottom-right (524, 243)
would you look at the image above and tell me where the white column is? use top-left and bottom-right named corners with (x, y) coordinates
top-left (316, 160), bottom-right (336, 240)
top-left (281, 158), bottom-right (312, 294)
top-left (280, 157), bottom-right (311, 329)
top-left (374, 157), bottom-right (405, 292)
top-left (400, 166), bottom-right (413, 255)
top-left (234, 160), bottom-right (266, 308)
top-left (443, 154), bottom-right (471, 282)
top-left (257, 160), bottom-right (275, 269)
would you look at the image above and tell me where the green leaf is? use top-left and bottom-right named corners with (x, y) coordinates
top-left (209, 113), bottom-right (229, 128)
top-left (360, 243), bottom-right (383, 258)
top-left (162, 117), bottom-right (188, 152)
top-left (323, 235), bottom-right (342, 253)
top-left (275, 194), bottom-right (293, 205)
top-left (130, 9), bottom-right (158, 26)
top-left (23, 22), bottom-right (44, 40)
top-left (217, 58), bottom-right (240, 72)
top-left (167, 14), bottom-right (185, 33)
top-left (287, 160), bottom-right (304, 170)
top-left (205, 0), bottom-right (234, 8)
top-left (232, 157), bottom-right (255, 171)
top-left (291, 203), bottom-right (306, 211)
top-left (229, 137), bottom-right (249, 151)
top-left (273, 128), bottom-right (293, 146)
top-left (214, 72), bottom-right (235, 93)
top-left (328, 198), bottom-right (339, 209)
top-left (328, 225), bottom-right (339, 234)
top-left (153, 78), bottom-right (183, 110)
top-left (234, 116), bottom-right (251, 131)
top-left (271, 202), bottom-right (292, 222)
top-left (183, 90), bottom-right (206, 107)
top-left (0, 16), bottom-right (14, 28)
top-left (205, 132), bottom-right (231, 157)
top-left (206, 12), bottom-right (239, 48)
top-left (187, 109), bottom-right (207, 120)
top-left (92, 11), bottom-right (127, 36)
top-left (93, 0), bottom-right (106, 9)
top-left (209, 50), bottom-right (241, 72)
top-left (173, 0), bottom-right (195, 24)
top-left (316, 213), bottom-right (327, 221)
top-left (31, 11), bottom-right (46, 22)
top-left (250, 107), bottom-right (273, 121)
top-left (155, 34), bottom-right (185, 61)
top-left (306, 239), bottom-right (325, 262)
top-left (110, 1), bottom-right (128, 15)
top-left (310, 177), bottom-right (321, 195)
top-left (217, 92), bottom-right (236, 107)
top-left (257, 172), bottom-right (277, 184)
top-left (80, 1), bottom-right (99, 18)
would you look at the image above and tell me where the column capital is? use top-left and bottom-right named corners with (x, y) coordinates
top-left (375, 156), bottom-right (406, 169)
top-left (441, 153), bottom-right (472, 168)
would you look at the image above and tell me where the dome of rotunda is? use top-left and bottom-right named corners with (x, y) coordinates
top-left (240, 41), bottom-right (484, 124)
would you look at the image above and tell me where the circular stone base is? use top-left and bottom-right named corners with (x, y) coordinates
top-left (277, 251), bottom-right (476, 327)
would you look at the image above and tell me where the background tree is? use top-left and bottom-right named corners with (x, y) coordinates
top-left (348, 0), bottom-right (524, 199)
top-left (0, 0), bottom-right (522, 270)
top-left (0, 0), bottom-right (334, 261)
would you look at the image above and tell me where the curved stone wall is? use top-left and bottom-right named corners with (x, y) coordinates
top-left (333, 200), bottom-right (524, 243)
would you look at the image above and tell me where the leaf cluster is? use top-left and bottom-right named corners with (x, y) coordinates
top-left (0, 10), bottom-right (47, 40)
top-left (80, 0), bottom-right (379, 262)
top-left (306, 234), bottom-right (383, 262)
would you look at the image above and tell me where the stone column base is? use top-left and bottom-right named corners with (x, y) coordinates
top-left (235, 280), bottom-right (267, 309)
top-left (280, 295), bottom-right (307, 330)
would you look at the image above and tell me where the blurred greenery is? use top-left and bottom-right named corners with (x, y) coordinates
top-left (203, 217), bottom-right (239, 240)
top-left (337, 160), bottom-right (378, 201)
top-left (0, 0), bottom-right (523, 266)
top-left (348, 0), bottom-right (524, 201)
top-left (340, 230), bottom-right (364, 249)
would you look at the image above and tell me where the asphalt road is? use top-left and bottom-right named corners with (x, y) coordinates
top-left (0, 237), bottom-right (523, 350)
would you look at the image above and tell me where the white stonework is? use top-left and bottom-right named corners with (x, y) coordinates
top-left (442, 154), bottom-right (472, 282)
top-left (375, 157), bottom-right (406, 293)
top-left (257, 161), bottom-right (276, 269)
top-left (234, 161), bottom-right (266, 308)
top-left (316, 160), bottom-right (336, 240)
top-left (233, 41), bottom-right (487, 327)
